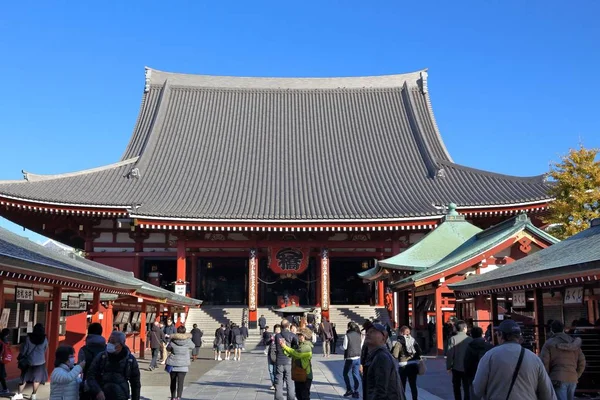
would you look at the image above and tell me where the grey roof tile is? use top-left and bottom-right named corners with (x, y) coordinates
top-left (0, 227), bottom-right (200, 306)
top-left (450, 222), bottom-right (600, 292)
top-left (0, 69), bottom-right (552, 221)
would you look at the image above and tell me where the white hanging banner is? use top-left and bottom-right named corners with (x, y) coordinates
top-left (512, 292), bottom-right (526, 308)
top-left (174, 284), bottom-right (186, 296)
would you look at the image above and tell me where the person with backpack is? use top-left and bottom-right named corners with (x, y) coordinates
top-left (392, 326), bottom-right (422, 400)
top-left (12, 323), bottom-right (48, 400)
top-left (319, 317), bottom-right (334, 358)
top-left (86, 331), bottom-right (141, 400)
top-left (279, 328), bottom-right (314, 400)
top-left (190, 324), bottom-right (203, 362)
top-left (230, 324), bottom-right (244, 361)
top-left (464, 326), bottom-right (493, 399)
top-left (259, 315), bottom-right (267, 335)
top-left (77, 323), bottom-right (106, 399)
top-left (147, 321), bottom-right (165, 371)
top-left (224, 323), bottom-right (232, 361)
top-left (0, 328), bottom-right (11, 395)
top-left (213, 324), bottom-right (226, 361)
top-left (166, 325), bottom-right (195, 400)
top-left (364, 323), bottom-right (406, 400)
top-left (49, 345), bottom-right (84, 400)
top-left (275, 320), bottom-right (299, 400)
top-left (265, 325), bottom-right (280, 390)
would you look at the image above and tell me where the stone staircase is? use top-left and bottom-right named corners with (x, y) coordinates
top-left (185, 304), bottom-right (391, 348)
top-left (327, 305), bottom-right (391, 331)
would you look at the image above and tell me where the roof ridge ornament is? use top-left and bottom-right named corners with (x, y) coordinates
top-left (443, 202), bottom-right (465, 222)
top-left (419, 70), bottom-right (428, 94)
top-left (144, 67), bottom-right (152, 93)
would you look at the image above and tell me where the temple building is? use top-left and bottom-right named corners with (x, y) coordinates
top-left (0, 68), bottom-right (553, 327)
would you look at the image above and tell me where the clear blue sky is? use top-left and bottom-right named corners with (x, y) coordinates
top-left (1, 1), bottom-right (599, 242)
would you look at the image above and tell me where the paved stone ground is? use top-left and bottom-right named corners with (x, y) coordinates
top-left (182, 349), bottom-right (450, 400)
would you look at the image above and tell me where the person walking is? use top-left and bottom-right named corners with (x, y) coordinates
top-left (86, 331), bottom-right (141, 400)
top-left (464, 326), bottom-right (492, 400)
top-left (279, 328), bottom-right (314, 400)
top-left (319, 318), bottom-right (334, 358)
top-left (49, 345), bottom-right (84, 400)
top-left (331, 323), bottom-right (339, 354)
top-left (259, 315), bottom-right (267, 335)
top-left (147, 321), bottom-right (165, 371)
top-left (274, 320), bottom-right (299, 400)
top-left (446, 320), bottom-right (473, 400)
top-left (265, 325), bottom-right (280, 390)
top-left (240, 323), bottom-right (249, 351)
top-left (342, 322), bottom-right (362, 398)
top-left (224, 323), bottom-right (232, 361)
top-left (190, 324), bottom-right (203, 362)
top-left (262, 326), bottom-right (271, 347)
top-left (540, 320), bottom-right (586, 400)
top-left (0, 328), bottom-right (11, 395)
top-left (363, 323), bottom-right (406, 400)
top-left (166, 326), bottom-right (195, 400)
top-left (12, 323), bottom-right (48, 400)
top-left (77, 322), bottom-right (107, 399)
top-left (213, 324), bottom-right (226, 361)
top-left (230, 324), bottom-right (243, 361)
top-left (392, 326), bottom-right (422, 400)
top-left (473, 320), bottom-right (556, 400)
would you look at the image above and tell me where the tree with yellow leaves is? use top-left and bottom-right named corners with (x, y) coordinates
top-left (544, 145), bottom-right (600, 239)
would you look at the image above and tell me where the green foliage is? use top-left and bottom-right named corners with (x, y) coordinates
top-left (544, 146), bottom-right (600, 239)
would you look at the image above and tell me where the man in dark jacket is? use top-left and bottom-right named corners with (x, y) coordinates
top-left (259, 315), bottom-right (267, 335)
top-left (332, 323), bottom-right (339, 354)
top-left (213, 324), bottom-right (226, 361)
top-left (163, 318), bottom-right (177, 339)
top-left (77, 323), bottom-right (107, 400)
top-left (319, 317), bottom-right (334, 357)
top-left (86, 331), bottom-right (141, 400)
top-left (464, 326), bottom-right (492, 397)
top-left (275, 320), bottom-right (299, 400)
top-left (230, 324), bottom-right (243, 361)
top-left (240, 323), bottom-right (249, 350)
top-left (447, 320), bottom-right (473, 400)
top-left (540, 320), bottom-right (586, 400)
top-left (364, 323), bottom-right (406, 400)
top-left (190, 323), bottom-right (203, 361)
top-left (147, 321), bottom-right (165, 371)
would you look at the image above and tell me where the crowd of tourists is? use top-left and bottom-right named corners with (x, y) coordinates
top-left (254, 315), bottom-right (588, 400)
top-left (0, 314), bottom-right (591, 400)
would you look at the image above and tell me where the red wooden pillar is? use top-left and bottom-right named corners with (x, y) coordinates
top-left (102, 302), bottom-right (114, 340)
top-left (377, 281), bottom-right (385, 307)
top-left (190, 253), bottom-right (198, 299)
top-left (47, 286), bottom-right (62, 374)
top-left (248, 249), bottom-right (258, 329)
top-left (0, 279), bottom-right (4, 315)
top-left (176, 240), bottom-right (186, 285)
top-left (139, 303), bottom-right (147, 359)
top-left (320, 248), bottom-right (330, 320)
top-left (435, 289), bottom-right (444, 356)
top-left (91, 290), bottom-right (101, 323)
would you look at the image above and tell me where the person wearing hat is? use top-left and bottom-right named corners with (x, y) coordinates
top-left (279, 328), bottom-right (314, 400)
top-left (363, 323), bottom-right (406, 400)
top-left (473, 320), bottom-right (556, 400)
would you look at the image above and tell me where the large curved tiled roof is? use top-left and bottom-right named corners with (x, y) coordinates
top-left (0, 68), bottom-right (551, 222)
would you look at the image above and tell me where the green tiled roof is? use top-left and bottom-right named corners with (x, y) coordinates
top-left (450, 219), bottom-right (600, 293)
top-left (357, 265), bottom-right (383, 280)
top-left (392, 213), bottom-right (559, 288)
top-left (379, 204), bottom-right (482, 272)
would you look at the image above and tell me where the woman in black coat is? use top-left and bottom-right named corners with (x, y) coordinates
top-left (190, 324), bottom-right (203, 361)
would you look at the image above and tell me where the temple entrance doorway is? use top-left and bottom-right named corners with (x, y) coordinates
top-left (143, 258), bottom-right (176, 292)
top-left (330, 257), bottom-right (372, 305)
top-left (197, 257), bottom-right (247, 305)
top-left (260, 257), bottom-right (316, 307)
